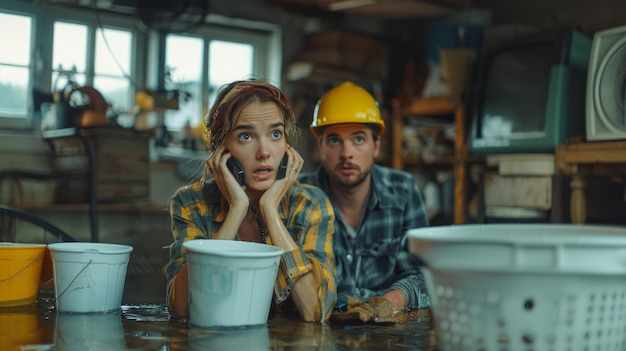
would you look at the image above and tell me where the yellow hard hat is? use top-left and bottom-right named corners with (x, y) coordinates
top-left (310, 81), bottom-right (384, 137)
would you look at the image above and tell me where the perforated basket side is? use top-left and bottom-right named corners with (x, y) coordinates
top-left (424, 269), bottom-right (626, 351)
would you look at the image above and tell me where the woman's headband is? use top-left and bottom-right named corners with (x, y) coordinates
top-left (209, 81), bottom-right (293, 140)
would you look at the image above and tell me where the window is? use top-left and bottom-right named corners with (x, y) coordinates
top-left (0, 12), bottom-right (32, 120)
top-left (52, 22), bottom-right (135, 114)
top-left (0, 3), bottom-right (143, 129)
top-left (163, 23), bottom-right (280, 132)
top-left (0, 2), bottom-right (281, 135)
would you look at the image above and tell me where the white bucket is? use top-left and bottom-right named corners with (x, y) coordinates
top-left (183, 240), bottom-right (284, 328)
top-left (48, 242), bottom-right (133, 313)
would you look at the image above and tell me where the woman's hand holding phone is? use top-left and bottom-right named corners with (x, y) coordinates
top-left (259, 145), bottom-right (303, 212)
top-left (207, 144), bottom-right (249, 211)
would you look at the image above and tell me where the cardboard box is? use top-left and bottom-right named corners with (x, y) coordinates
top-left (297, 49), bottom-right (383, 77)
top-left (299, 30), bottom-right (385, 77)
top-left (484, 173), bottom-right (552, 210)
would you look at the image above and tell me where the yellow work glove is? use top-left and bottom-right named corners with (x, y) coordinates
top-left (331, 296), bottom-right (375, 322)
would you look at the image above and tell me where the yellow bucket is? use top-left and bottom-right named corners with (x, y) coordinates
top-left (0, 243), bottom-right (47, 307)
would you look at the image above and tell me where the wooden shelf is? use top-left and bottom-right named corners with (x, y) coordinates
top-left (9, 202), bottom-right (168, 214)
top-left (392, 96), bottom-right (471, 224)
top-left (402, 155), bottom-right (456, 166)
top-left (401, 96), bottom-right (459, 116)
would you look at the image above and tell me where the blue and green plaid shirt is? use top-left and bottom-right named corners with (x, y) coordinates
top-left (299, 164), bottom-right (430, 310)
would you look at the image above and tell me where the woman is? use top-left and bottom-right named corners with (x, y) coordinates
top-left (165, 79), bottom-right (337, 322)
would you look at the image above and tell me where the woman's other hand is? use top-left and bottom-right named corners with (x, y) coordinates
top-left (260, 145), bottom-right (302, 210)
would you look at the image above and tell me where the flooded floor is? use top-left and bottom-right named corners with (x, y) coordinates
top-left (4, 296), bottom-right (436, 351)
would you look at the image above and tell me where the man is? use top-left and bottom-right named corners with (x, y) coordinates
top-left (299, 81), bottom-right (430, 321)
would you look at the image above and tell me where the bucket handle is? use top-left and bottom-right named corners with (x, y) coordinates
top-left (54, 259), bottom-right (93, 302)
top-left (0, 254), bottom-right (43, 283)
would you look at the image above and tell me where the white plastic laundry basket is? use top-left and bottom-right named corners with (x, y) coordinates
top-left (408, 224), bottom-right (626, 351)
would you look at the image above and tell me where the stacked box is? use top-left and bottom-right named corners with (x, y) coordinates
top-left (297, 30), bottom-right (385, 77)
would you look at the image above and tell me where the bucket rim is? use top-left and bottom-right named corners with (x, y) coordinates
top-left (408, 223), bottom-right (626, 246)
top-left (48, 242), bottom-right (133, 254)
top-left (0, 243), bottom-right (47, 249)
top-left (184, 239), bottom-right (284, 258)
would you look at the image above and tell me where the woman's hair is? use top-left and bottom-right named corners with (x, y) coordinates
top-left (200, 79), bottom-right (299, 182)
top-left (205, 79), bottom-right (298, 152)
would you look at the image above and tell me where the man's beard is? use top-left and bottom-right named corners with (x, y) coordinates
top-left (327, 162), bottom-right (372, 189)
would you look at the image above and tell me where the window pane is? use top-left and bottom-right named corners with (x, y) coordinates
top-left (208, 40), bottom-right (253, 107)
top-left (0, 13), bottom-right (31, 118)
top-left (0, 13), bottom-right (31, 65)
top-left (52, 72), bottom-right (86, 93)
top-left (167, 82), bottom-right (203, 131)
top-left (53, 22), bottom-right (87, 73)
top-left (164, 35), bottom-right (204, 131)
top-left (94, 76), bottom-right (131, 112)
top-left (95, 28), bottom-right (132, 76)
top-left (165, 36), bottom-right (204, 84)
top-left (0, 66), bottom-right (29, 116)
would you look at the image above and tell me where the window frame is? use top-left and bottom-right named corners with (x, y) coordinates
top-left (0, 3), bottom-right (36, 129)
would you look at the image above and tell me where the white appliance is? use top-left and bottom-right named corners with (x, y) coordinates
top-left (586, 25), bottom-right (626, 141)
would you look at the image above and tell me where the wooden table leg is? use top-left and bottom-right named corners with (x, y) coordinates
top-left (570, 175), bottom-right (586, 224)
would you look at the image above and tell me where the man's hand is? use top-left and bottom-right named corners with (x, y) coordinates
top-left (368, 296), bottom-right (405, 323)
top-left (381, 290), bottom-right (406, 310)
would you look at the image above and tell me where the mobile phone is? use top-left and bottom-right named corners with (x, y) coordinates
top-left (227, 153), bottom-right (288, 186)
top-left (226, 157), bottom-right (245, 186)
top-left (277, 154), bottom-right (288, 180)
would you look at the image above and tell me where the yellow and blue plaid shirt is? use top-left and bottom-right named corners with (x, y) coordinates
top-left (165, 180), bottom-right (337, 322)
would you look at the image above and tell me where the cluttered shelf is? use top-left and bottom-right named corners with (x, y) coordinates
top-left (403, 155), bottom-right (456, 166)
top-left (391, 96), bottom-right (463, 169)
top-left (392, 96), bottom-right (473, 224)
top-left (402, 154), bottom-right (483, 167)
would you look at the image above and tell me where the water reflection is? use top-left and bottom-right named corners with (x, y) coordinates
top-left (2, 303), bottom-right (435, 351)
top-left (0, 305), bottom-right (43, 351)
top-left (189, 325), bottom-right (270, 351)
top-left (268, 318), bottom-right (337, 350)
top-left (55, 311), bottom-right (126, 350)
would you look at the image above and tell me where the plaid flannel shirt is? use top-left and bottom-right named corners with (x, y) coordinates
top-left (299, 164), bottom-right (431, 310)
top-left (165, 180), bottom-right (337, 322)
